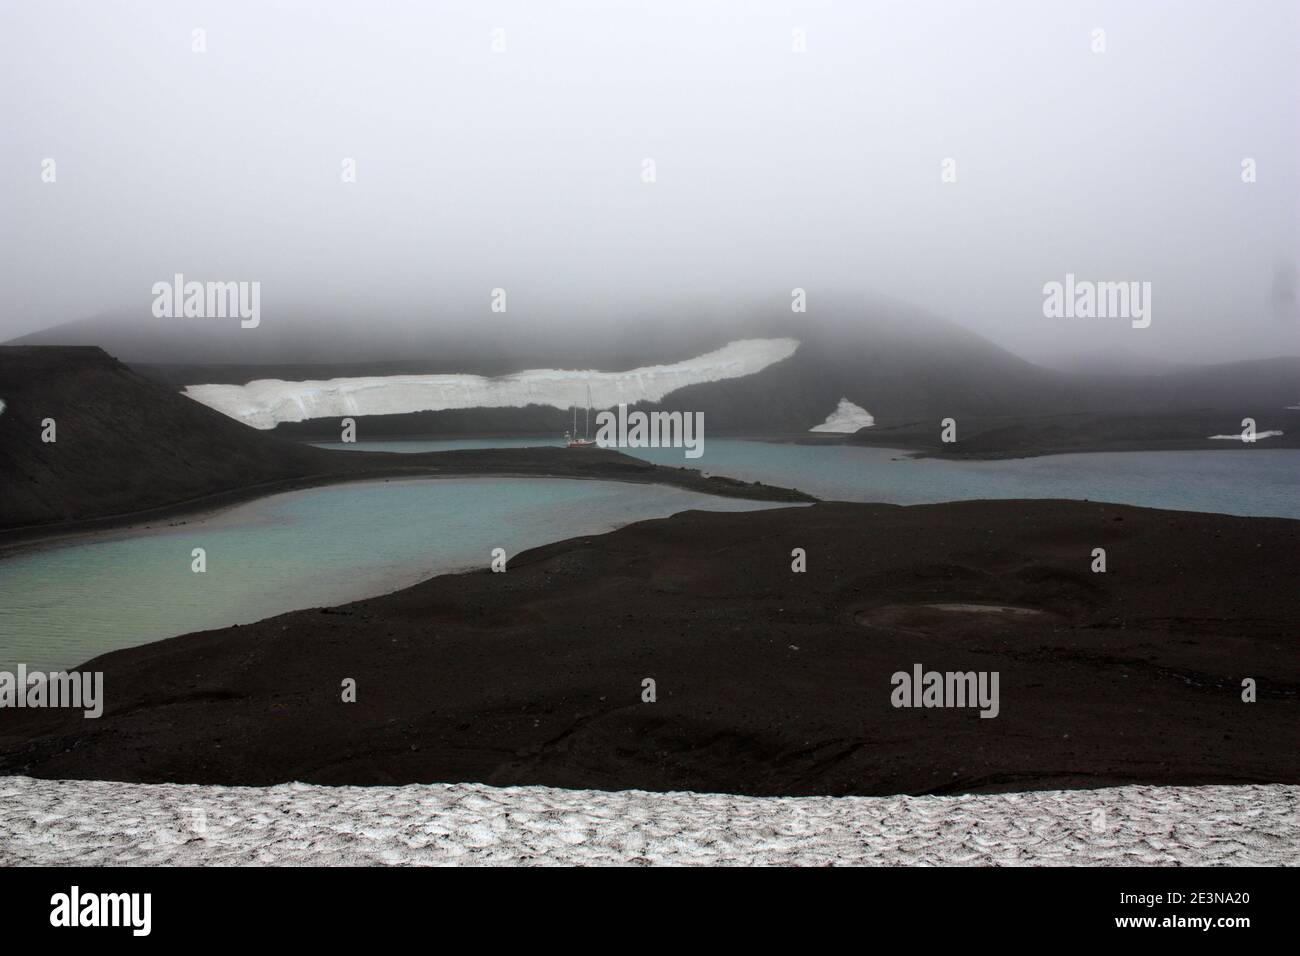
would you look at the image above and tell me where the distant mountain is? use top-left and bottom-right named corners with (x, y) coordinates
top-left (4, 303), bottom-right (737, 373)
top-left (9, 300), bottom-right (1299, 439)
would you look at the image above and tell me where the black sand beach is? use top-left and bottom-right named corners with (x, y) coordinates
top-left (2, 499), bottom-right (1295, 796)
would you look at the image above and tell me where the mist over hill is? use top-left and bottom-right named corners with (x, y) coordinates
top-left (9, 297), bottom-right (1297, 438)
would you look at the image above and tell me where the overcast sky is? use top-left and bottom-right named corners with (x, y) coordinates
top-left (1, 0), bottom-right (1296, 365)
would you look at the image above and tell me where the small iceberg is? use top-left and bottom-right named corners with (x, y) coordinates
top-left (1208, 430), bottom-right (1283, 440)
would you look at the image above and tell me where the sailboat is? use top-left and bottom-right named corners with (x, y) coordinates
top-left (565, 384), bottom-right (597, 448)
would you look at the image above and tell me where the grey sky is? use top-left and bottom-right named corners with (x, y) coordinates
top-left (1, 0), bottom-right (1296, 365)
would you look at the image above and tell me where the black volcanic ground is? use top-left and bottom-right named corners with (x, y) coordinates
top-left (2, 500), bottom-right (1295, 796)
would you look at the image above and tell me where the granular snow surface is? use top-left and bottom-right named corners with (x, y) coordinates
top-left (1, 777), bottom-right (1294, 866)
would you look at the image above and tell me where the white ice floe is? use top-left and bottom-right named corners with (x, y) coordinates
top-left (810, 397), bottom-right (874, 433)
top-left (1, 777), bottom-right (1294, 866)
top-left (1207, 431), bottom-right (1284, 440)
top-left (184, 338), bottom-right (801, 430)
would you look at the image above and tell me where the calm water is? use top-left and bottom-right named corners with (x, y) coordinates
top-left (321, 438), bottom-right (1300, 520)
top-left (0, 477), bottom-right (781, 672)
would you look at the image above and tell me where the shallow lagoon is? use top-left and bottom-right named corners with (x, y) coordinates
top-left (0, 477), bottom-right (782, 672)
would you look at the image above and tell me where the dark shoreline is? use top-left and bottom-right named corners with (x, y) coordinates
top-left (2, 498), bottom-right (1295, 796)
top-left (297, 410), bottom-right (1300, 462)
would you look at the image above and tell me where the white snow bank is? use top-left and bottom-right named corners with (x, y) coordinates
top-left (184, 338), bottom-right (801, 430)
top-left (810, 398), bottom-right (874, 433)
top-left (1208, 430), bottom-right (1284, 440)
top-left (1, 777), bottom-right (1294, 866)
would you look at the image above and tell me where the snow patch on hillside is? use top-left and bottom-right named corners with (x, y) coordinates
top-left (184, 338), bottom-right (801, 430)
top-left (810, 398), bottom-right (874, 433)
top-left (1, 777), bottom-right (1294, 866)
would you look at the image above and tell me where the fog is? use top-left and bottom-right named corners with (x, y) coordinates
top-left (2, 0), bottom-right (1296, 367)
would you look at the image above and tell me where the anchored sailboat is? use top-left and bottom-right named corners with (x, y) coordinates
top-left (565, 384), bottom-right (597, 448)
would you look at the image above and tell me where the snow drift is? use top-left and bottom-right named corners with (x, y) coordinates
top-left (184, 338), bottom-right (801, 430)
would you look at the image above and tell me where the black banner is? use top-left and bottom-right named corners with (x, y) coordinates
top-left (0, 866), bottom-right (1283, 942)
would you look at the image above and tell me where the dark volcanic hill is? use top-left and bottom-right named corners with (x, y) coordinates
top-left (11, 300), bottom-right (1300, 439)
top-left (0, 346), bottom-right (331, 529)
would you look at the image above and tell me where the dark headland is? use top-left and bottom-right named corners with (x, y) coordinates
top-left (840, 409), bottom-right (1300, 459)
top-left (3, 499), bottom-right (1296, 796)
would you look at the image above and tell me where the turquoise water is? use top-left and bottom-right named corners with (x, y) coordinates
top-left (0, 477), bottom-right (782, 672)
top-left (320, 438), bottom-right (1300, 520)
top-left (625, 441), bottom-right (1300, 520)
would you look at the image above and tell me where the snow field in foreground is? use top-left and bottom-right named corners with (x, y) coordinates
top-left (1, 777), bottom-right (1295, 866)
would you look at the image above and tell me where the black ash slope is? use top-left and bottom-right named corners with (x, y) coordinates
top-left (1, 499), bottom-right (1295, 795)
